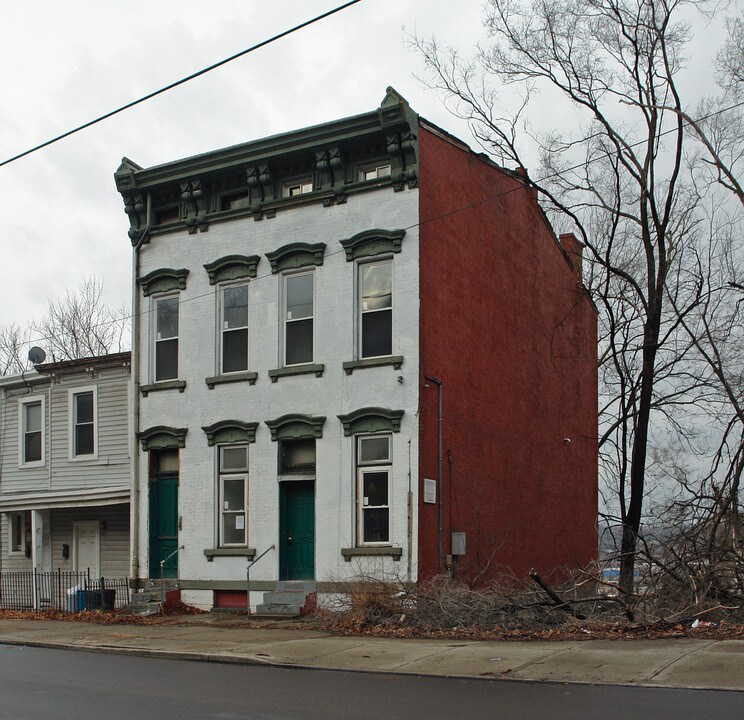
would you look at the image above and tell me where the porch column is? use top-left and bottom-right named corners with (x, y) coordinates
top-left (31, 510), bottom-right (44, 610)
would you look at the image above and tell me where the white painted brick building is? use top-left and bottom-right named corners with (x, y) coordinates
top-left (118, 89), bottom-right (422, 609)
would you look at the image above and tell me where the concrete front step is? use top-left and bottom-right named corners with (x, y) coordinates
top-left (261, 591), bottom-right (310, 604)
top-left (255, 581), bottom-right (316, 617)
top-left (255, 603), bottom-right (303, 616)
top-left (126, 580), bottom-right (181, 615)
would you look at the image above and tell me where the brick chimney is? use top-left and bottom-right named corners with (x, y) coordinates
top-left (559, 232), bottom-right (584, 284)
top-left (514, 167), bottom-right (538, 203)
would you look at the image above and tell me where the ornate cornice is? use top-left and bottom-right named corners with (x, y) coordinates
top-left (116, 88), bottom-right (419, 238)
top-left (138, 425), bottom-right (188, 451)
top-left (138, 268), bottom-right (189, 297)
top-left (339, 228), bottom-right (405, 261)
top-left (265, 242), bottom-right (326, 274)
top-left (203, 255), bottom-right (261, 285)
top-left (265, 414), bottom-right (326, 441)
top-left (337, 408), bottom-right (404, 436)
top-left (201, 420), bottom-right (258, 446)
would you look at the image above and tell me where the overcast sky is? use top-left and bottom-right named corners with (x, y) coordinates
top-left (0, 1), bottom-right (727, 341)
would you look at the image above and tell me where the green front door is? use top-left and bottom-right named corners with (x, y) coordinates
top-left (279, 481), bottom-right (315, 580)
top-left (149, 476), bottom-right (178, 578)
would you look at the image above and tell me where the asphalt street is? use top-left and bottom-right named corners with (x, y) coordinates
top-left (1, 645), bottom-right (743, 720)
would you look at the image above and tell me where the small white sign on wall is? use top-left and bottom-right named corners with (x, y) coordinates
top-left (424, 478), bottom-right (436, 504)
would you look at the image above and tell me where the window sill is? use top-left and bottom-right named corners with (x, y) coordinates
top-left (342, 356), bottom-right (403, 375)
top-left (205, 372), bottom-right (258, 389)
top-left (204, 548), bottom-right (256, 562)
top-left (341, 547), bottom-right (402, 561)
top-left (140, 380), bottom-right (186, 397)
top-left (69, 455), bottom-right (99, 463)
top-left (268, 364), bottom-right (325, 382)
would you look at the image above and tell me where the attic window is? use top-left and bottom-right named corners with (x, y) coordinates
top-left (221, 193), bottom-right (251, 211)
top-left (155, 206), bottom-right (179, 224)
top-left (359, 164), bottom-right (391, 181)
top-left (282, 178), bottom-right (313, 198)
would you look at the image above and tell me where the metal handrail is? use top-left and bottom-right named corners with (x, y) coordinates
top-left (160, 545), bottom-right (184, 603)
top-left (246, 544), bottom-right (275, 614)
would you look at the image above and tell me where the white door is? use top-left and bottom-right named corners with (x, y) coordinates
top-left (73, 522), bottom-right (100, 578)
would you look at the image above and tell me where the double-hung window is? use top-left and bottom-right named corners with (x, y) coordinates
top-left (70, 388), bottom-right (96, 459)
top-left (357, 434), bottom-right (391, 545)
top-left (220, 283), bottom-right (249, 374)
top-left (219, 445), bottom-right (248, 546)
top-left (155, 295), bottom-right (179, 381)
top-left (283, 271), bottom-right (314, 366)
top-left (8, 512), bottom-right (26, 555)
top-left (359, 260), bottom-right (393, 359)
top-left (19, 397), bottom-right (44, 466)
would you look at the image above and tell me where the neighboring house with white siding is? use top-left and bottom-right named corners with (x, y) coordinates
top-left (0, 353), bottom-right (131, 582)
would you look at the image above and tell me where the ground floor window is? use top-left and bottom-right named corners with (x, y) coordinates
top-left (356, 434), bottom-right (391, 545)
top-left (219, 445), bottom-right (248, 546)
top-left (8, 511), bottom-right (28, 555)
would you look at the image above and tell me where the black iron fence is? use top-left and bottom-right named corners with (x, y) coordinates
top-left (0, 570), bottom-right (130, 612)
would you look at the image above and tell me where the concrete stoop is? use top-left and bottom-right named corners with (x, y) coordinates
top-left (127, 579), bottom-right (181, 616)
top-left (256, 581), bottom-right (315, 617)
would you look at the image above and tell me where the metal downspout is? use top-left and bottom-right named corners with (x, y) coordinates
top-left (130, 193), bottom-right (152, 582)
top-left (425, 375), bottom-right (443, 574)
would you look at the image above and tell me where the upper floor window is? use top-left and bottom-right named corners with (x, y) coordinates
top-left (19, 397), bottom-right (44, 467)
top-left (357, 434), bottom-right (391, 545)
top-left (283, 271), bottom-right (314, 366)
top-left (219, 445), bottom-right (248, 547)
top-left (282, 178), bottom-right (313, 198)
top-left (359, 259), bottom-right (393, 359)
top-left (359, 163), bottom-right (391, 181)
top-left (70, 388), bottom-right (97, 459)
top-left (220, 283), bottom-right (249, 374)
top-left (155, 295), bottom-right (179, 381)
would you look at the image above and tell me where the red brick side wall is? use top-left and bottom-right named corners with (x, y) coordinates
top-left (417, 125), bottom-right (598, 584)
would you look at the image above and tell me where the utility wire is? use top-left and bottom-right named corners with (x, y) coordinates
top-left (13, 99), bottom-right (744, 351)
top-left (0, 0), bottom-right (364, 169)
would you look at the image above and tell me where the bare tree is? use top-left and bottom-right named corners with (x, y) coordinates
top-left (0, 277), bottom-right (130, 374)
top-left (0, 322), bottom-right (32, 375)
top-left (32, 277), bottom-right (129, 361)
top-left (411, 0), bottom-right (743, 599)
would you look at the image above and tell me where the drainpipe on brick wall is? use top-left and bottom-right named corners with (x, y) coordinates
top-left (424, 375), bottom-right (443, 574)
top-left (407, 438), bottom-right (413, 583)
top-left (130, 194), bottom-right (153, 582)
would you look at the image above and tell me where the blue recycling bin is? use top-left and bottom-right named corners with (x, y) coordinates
top-left (69, 590), bottom-right (86, 612)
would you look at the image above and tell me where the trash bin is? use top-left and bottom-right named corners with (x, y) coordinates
top-left (70, 589), bottom-right (86, 612)
top-left (101, 589), bottom-right (116, 611)
top-left (83, 590), bottom-right (101, 610)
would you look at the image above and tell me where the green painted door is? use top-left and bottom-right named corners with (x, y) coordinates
top-left (280, 481), bottom-right (315, 580)
top-left (149, 477), bottom-right (178, 578)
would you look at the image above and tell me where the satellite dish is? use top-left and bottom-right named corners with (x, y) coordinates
top-left (28, 347), bottom-right (47, 365)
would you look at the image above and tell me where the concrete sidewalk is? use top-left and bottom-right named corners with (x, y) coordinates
top-left (0, 617), bottom-right (742, 691)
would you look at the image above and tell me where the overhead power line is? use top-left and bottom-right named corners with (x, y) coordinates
top-left (12, 98), bottom-right (744, 350)
top-left (0, 0), bottom-right (364, 170)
